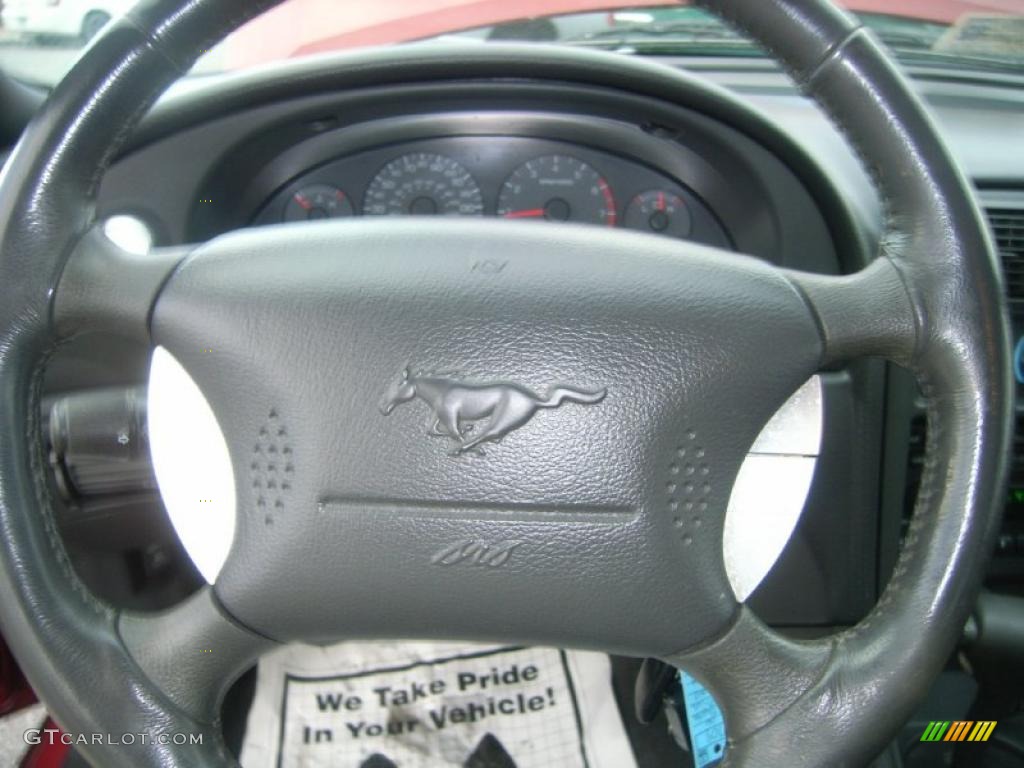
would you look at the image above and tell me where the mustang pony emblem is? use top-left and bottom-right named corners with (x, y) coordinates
top-left (381, 368), bottom-right (606, 455)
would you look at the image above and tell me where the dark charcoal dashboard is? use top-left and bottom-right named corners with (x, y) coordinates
top-left (32, 45), bottom-right (1024, 627)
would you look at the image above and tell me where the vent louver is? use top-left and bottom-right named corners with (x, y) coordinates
top-left (988, 207), bottom-right (1024, 305)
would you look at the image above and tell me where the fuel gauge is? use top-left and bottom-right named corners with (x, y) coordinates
top-left (624, 191), bottom-right (692, 238)
top-left (284, 184), bottom-right (354, 222)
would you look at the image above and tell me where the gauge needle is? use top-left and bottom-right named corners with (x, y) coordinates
top-left (503, 209), bottom-right (546, 219)
top-left (657, 192), bottom-right (666, 211)
top-left (293, 193), bottom-right (312, 211)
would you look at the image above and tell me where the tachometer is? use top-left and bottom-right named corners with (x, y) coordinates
top-left (363, 153), bottom-right (483, 216)
top-left (497, 154), bottom-right (616, 226)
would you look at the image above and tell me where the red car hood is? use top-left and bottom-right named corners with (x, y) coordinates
top-left (219, 0), bottom-right (1021, 70)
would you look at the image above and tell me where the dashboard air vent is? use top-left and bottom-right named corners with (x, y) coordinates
top-left (988, 207), bottom-right (1024, 305)
top-left (1014, 408), bottom-right (1024, 488)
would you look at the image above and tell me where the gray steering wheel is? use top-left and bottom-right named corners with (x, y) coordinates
top-left (0, 1), bottom-right (1012, 766)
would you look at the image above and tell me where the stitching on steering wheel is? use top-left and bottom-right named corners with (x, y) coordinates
top-left (28, 341), bottom-right (109, 616)
top-left (843, 375), bottom-right (939, 642)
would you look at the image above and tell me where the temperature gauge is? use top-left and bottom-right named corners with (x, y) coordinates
top-left (284, 184), bottom-right (354, 221)
top-left (624, 191), bottom-right (692, 238)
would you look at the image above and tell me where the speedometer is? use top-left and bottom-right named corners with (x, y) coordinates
top-left (497, 154), bottom-right (617, 226)
top-left (363, 153), bottom-right (483, 217)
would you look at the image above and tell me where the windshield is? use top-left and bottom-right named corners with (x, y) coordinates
top-left (0, 0), bottom-right (1021, 87)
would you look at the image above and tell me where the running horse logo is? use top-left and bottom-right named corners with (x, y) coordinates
top-left (381, 368), bottom-right (607, 456)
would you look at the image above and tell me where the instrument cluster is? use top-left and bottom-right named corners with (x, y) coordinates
top-left (255, 137), bottom-right (731, 248)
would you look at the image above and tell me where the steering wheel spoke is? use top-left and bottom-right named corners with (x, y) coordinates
top-left (664, 608), bottom-right (832, 753)
top-left (53, 224), bottom-right (189, 343)
top-left (119, 588), bottom-right (275, 725)
top-left (784, 257), bottom-right (918, 367)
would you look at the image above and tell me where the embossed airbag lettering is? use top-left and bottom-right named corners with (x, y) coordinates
top-left (431, 539), bottom-right (522, 567)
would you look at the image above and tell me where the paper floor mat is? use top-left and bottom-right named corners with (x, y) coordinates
top-left (240, 641), bottom-right (638, 768)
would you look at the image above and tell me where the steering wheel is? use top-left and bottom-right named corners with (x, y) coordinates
top-left (0, 0), bottom-right (1012, 765)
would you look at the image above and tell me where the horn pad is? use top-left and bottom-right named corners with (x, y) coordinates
top-left (151, 219), bottom-right (822, 656)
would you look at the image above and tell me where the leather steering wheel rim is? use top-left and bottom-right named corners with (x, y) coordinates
top-left (0, 1), bottom-right (1012, 766)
